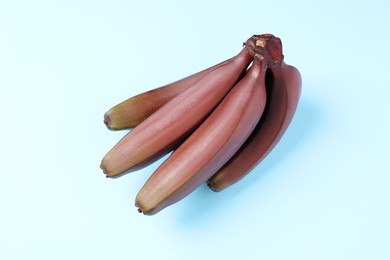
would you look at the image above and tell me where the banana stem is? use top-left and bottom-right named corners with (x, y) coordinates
top-left (243, 34), bottom-right (284, 67)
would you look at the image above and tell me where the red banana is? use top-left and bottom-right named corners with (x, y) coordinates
top-left (99, 34), bottom-right (300, 215)
top-left (103, 34), bottom-right (283, 131)
top-left (100, 47), bottom-right (253, 177)
top-left (207, 61), bottom-right (302, 191)
top-left (135, 55), bottom-right (268, 215)
top-left (104, 58), bottom-right (231, 130)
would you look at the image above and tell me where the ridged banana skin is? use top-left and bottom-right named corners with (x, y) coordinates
top-left (207, 62), bottom-right (302, 192)
top-left (104, 58), bottom-right (231, 130)
top-left (135, 56), bottom-right (267, 215)
top-left (100, 48), bottom-right (253, 177)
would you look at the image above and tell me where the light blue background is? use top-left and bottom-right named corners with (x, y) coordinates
top-left (1, 0), bottom-right (389, 259)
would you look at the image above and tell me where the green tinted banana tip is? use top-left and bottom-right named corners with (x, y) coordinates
top-left (103, 113), bottom-right (111, 128)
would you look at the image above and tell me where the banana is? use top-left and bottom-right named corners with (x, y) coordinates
top-left (104, 58), bottom-right (232, 130)
top-left (99, 33), bottom-right (298, 215)
top-left (135, 55), bottom-right (269, 215)
top-left (100, 47), bottom-right (253, 177)
top-left (103, 34), bottom-right (283, 131)
top-left (206, 61), bottom-right (302, 192)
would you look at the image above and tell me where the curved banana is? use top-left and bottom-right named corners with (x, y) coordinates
top-left (104, 58), bottom-right (231, 130)
top-left (100, 47), bottom-right (253, 177)
top-left (103, 34), bottom-right (283, 131)
top-left (135, 55), bottom-right (268, 215)
top-left (207, 61), bottom-right (302, 192)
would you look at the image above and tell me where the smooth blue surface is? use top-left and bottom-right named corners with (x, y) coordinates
top-left (1, 1), bottom-right (389, 259)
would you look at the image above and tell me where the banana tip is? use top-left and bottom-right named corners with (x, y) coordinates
top-left (135, 201), bottom-right (158, 216)
top-left (100, 162), bottom-right (108, 176)
top-left (103, 113), bottom-right (111, 128)
top-left (206, 181), bottom-right (220, 192)
top-left (136, 205), bottom-right (148, 215)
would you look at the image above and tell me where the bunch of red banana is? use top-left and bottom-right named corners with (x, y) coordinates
top-left (100, 34), bottom-right (301, 215)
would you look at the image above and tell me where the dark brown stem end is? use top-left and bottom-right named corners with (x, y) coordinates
top-left (244, 34), bottom-right (284, 67)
